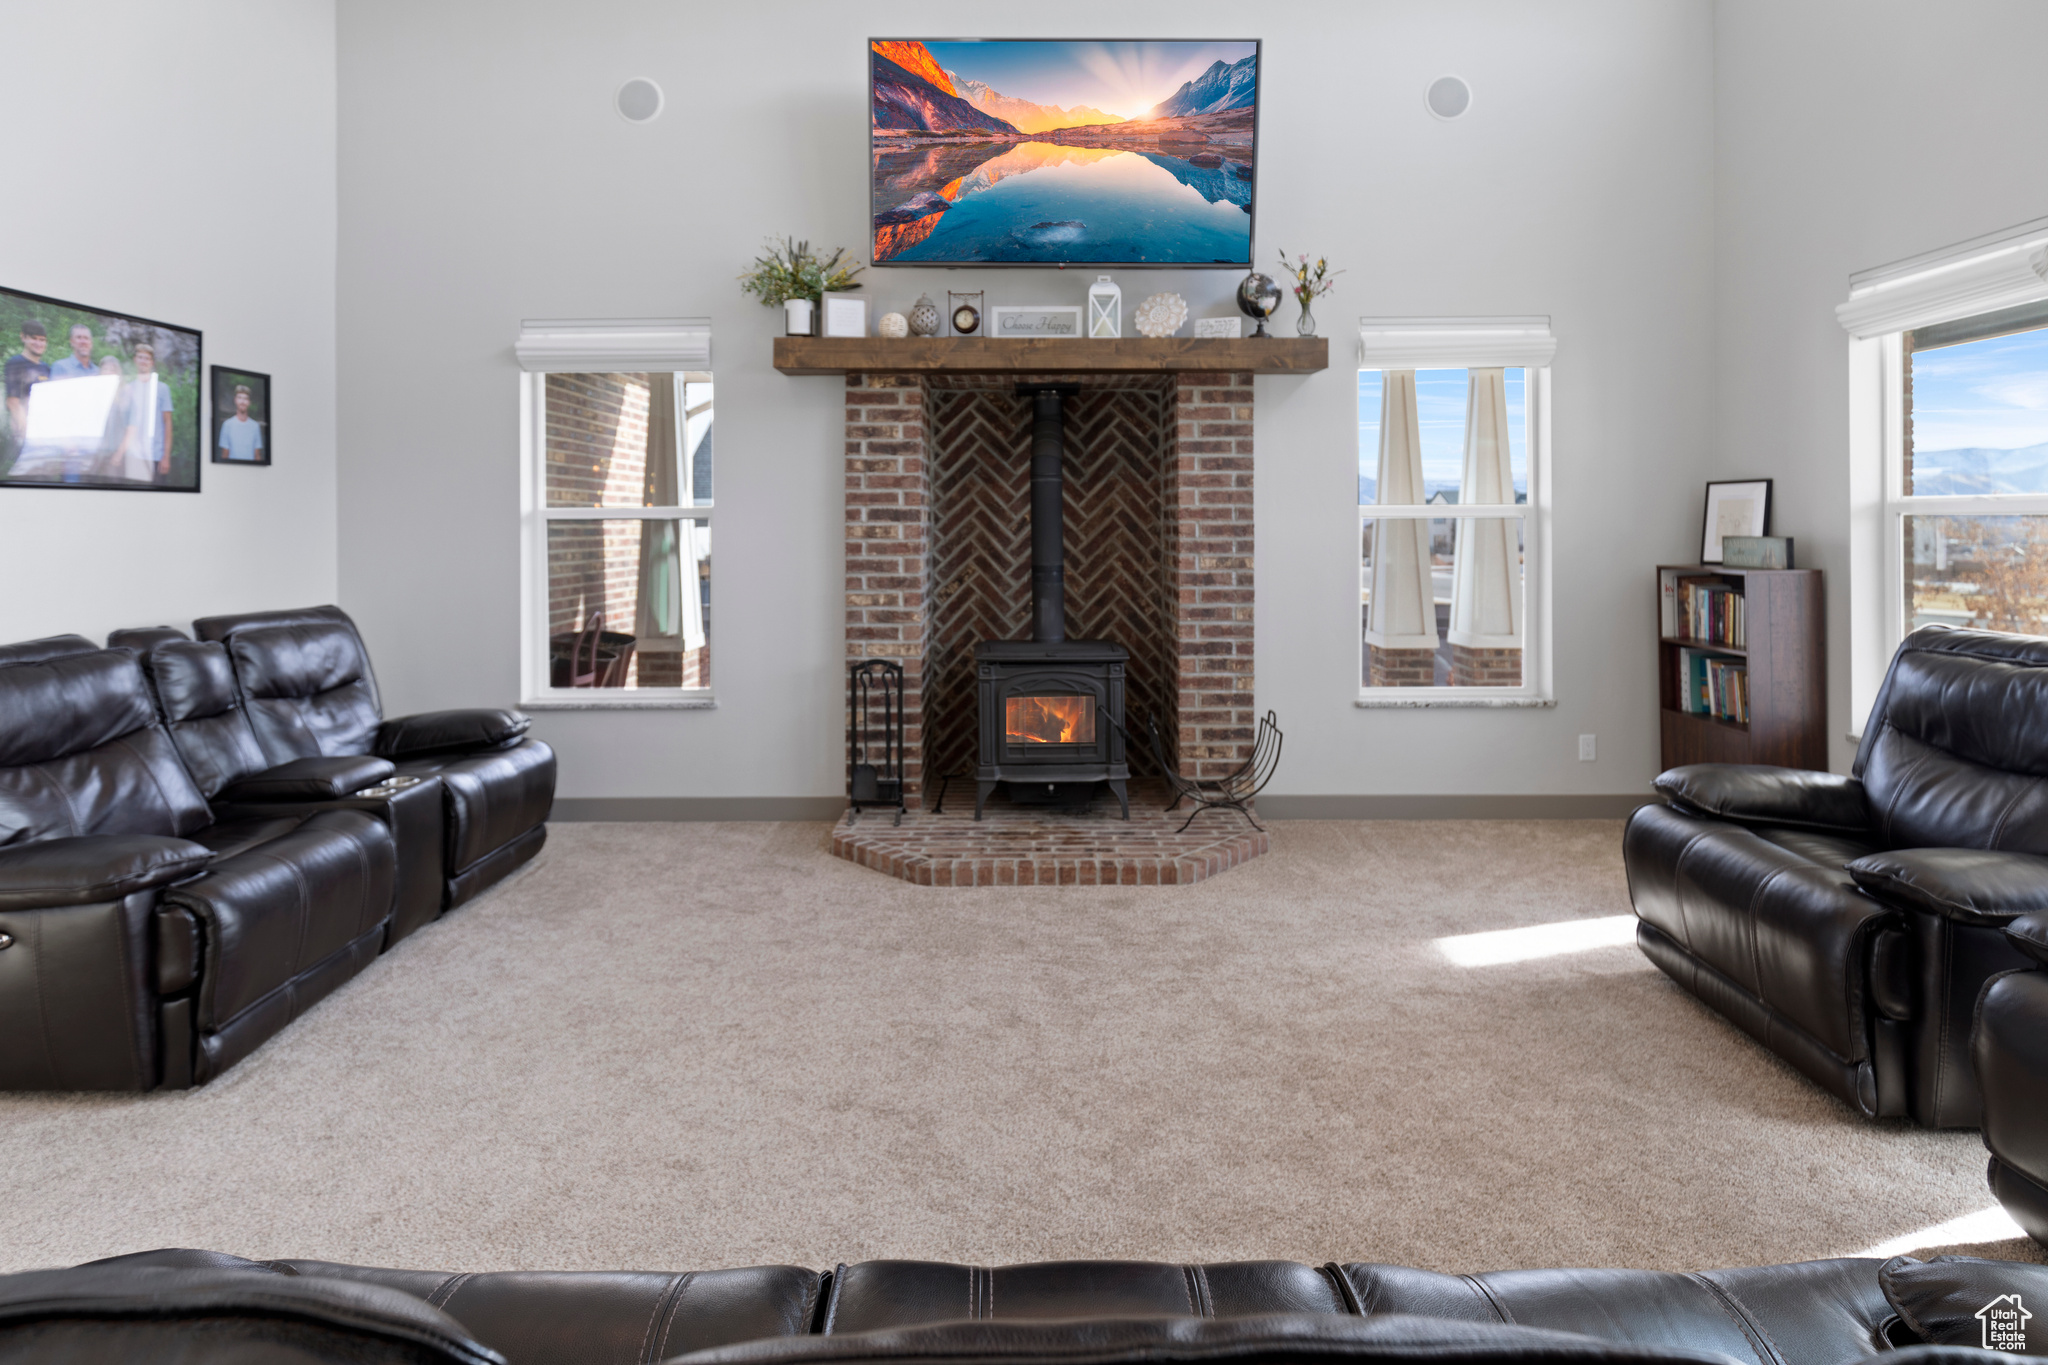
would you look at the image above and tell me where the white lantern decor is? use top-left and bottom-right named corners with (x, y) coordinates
top-left (1087, 275), bottom-right (1122, 339)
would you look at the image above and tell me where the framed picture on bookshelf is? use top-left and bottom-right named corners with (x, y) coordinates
top-left (1700, 479), bottom-right (1771, 563)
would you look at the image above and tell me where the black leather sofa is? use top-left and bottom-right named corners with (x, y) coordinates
top-left (1976, 912), bottom-right (2048, 1246)
top-left (0, 637), bottom-right (396, 1090)
top-left (1625, 625), bottom-right (2048, 1126)
top-left (1, 609), bottom-right (556, 1090)
top-left (188, 606), bottom-right (555, 911)
top-left (3, 1247), bottom-right (2041, 1365)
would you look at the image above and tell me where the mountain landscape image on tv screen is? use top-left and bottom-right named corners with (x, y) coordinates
top-left (870, 39), bottom-right (1259, 267)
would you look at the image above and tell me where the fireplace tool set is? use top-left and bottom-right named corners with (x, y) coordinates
top-left (847, 659), bottom-right (905, 826)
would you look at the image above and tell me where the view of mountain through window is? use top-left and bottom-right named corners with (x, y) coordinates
top-left (1907, 324), bottom-right (2048, 494)
top-left (1902, 317), bottom-right (2048, 635)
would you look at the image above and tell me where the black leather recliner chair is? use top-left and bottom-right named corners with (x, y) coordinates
top-left (1975, 912), bottom-right (2048, 1245)
top-left (189, 606), bottom-right (555, 910)
top-left (134, 636), bottom-right (450, 945)
top-left (1626, 625), bottom-right (2047, 1127)
top-left (0, 637), bottom-right (396, 1090)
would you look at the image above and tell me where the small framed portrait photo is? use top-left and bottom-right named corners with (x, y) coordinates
top-left (211, 366), bottom-right (270, 466)
top-left (1701, 479), bottom-right (1772, 563)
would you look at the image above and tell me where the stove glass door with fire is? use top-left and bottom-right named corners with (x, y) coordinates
top-left (1005, 693), bottom-right (1096, 747)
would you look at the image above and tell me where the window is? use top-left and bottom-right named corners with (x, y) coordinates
top-left (517, 320), bottom-right (714, 707)
top-left (1841, 220), bottom-right (2048, 721)
top-left (1356, 319), bottom-right (1553, 706)
top-left (1896, 305), bottom-right (2048, 636)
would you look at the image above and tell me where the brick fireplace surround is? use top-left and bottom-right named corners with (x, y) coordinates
top-left (836, 368), bottom-right (1264, 885)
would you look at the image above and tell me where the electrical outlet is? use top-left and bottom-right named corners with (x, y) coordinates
top-left (1578, 734), bottom-right (1597, 762)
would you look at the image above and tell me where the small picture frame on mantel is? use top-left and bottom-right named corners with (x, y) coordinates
top-left (821, 296), bottom-right (868, 338)
top-left (1700, 479), bottom-right (1771, 563)
top-left (989, 305), bottom-right (1081, 339)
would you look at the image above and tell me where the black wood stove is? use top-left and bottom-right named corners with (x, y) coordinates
top-left (974, 385), bottom-right (1130, 821)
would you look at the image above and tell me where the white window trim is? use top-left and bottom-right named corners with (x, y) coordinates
top-left (1355, 317), bottom-right (1556, 708)
top-left (517, 318), bottom-right (716, 710)
top-left (1842, 221), bottom-right (2048, 723)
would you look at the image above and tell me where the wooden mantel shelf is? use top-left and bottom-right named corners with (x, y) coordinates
top-left (773, 335), bottom-right (1327, 376)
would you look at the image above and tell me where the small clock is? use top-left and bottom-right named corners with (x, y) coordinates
top-left (948, 290), bottom-right (984, 337)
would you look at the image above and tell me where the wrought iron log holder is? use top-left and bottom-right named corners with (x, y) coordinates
top-left (848, 659), bottom-right (906, 825)
top-left (1112, 709), bottom-right (1284, 834)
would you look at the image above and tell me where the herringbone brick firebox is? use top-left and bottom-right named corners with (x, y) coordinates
top-left (843, 370), bottom-right (1257, 814)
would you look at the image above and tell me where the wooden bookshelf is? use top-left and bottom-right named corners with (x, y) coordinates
top-left (1656, 565), bottom-right (1825, 771)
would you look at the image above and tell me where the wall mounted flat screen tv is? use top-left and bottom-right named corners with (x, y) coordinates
top-left (870, 38), bottom-right (1260, 268)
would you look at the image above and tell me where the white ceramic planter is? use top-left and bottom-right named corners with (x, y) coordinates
top-left (784, 298), bottom-right (816, 336)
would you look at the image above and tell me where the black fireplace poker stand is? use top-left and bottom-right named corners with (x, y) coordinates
top-left (847, 658), bottom-right (906, 826)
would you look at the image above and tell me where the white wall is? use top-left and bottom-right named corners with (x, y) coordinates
top-left (337, 0), bottom-right (1716, 801)
top-left (1713, 0), bottom-right (2048, 772)
top-left (0, 1), bottom-right (338, 646)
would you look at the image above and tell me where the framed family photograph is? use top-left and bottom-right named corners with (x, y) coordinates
top-left (1700, 479), bottom-right (1772, 563)
top-left (0, 285), bottom-right (202, 492)
top-left (211, 366), bottom-right (270, 466)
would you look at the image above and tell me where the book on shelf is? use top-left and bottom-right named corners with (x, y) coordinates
top-left (1676, 646), bottom-right (1748, 724)
top-left (1667, 574), bottom-right (1746, 648)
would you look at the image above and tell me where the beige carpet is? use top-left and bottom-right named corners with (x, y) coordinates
top-left (2, 819), bottom-right (2040, 1276)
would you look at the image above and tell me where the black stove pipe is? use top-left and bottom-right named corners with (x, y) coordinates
top-left (1020, 384), bottom-right (1079, 644)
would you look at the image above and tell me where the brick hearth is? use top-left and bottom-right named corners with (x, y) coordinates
top-left (839, 367), bottom-right (1261, 885)
top-left (833, 779), bottom-right (1266, 887)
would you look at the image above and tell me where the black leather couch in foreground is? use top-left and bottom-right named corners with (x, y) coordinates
top-left (1625, 625), bottom-right (2048, 1127)
top-left (4, 1248), bottom-right (2041, 1365)
top-left (1976, 912), bottom-right (2048, 1245)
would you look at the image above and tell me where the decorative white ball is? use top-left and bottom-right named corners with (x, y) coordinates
top-left (878, 312), bottom-right (909, 339)
top-left (1133, 292), bottom-right (1189, 338)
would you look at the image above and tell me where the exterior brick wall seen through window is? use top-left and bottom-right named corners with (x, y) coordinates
top-left (543, 371), bottom-right (710, 689)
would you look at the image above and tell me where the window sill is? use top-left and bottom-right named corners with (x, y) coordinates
top-left (520, 694), bottom-right (718, 711)
top-left (1355, 694), bottom-right (1555, 709)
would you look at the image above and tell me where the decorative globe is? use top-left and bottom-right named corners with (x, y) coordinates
top-left (1236, 272), bottom-right (1283, 323)
top-left (907, 294), bottom-right (942, 337)
top-left (878, 312), bottom-right (909, 339)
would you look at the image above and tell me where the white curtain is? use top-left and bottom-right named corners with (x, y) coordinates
top-left (633, 375), bottom-right (696, 651)
top-left (677, 380), bottom-right (709, 653)
top-left (1364, 369), bottom-right (1439, 650)
top-left (1447, 367), bottom-right (1521, 648)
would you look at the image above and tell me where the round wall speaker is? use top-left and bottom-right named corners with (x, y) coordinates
top-left (616, 77), bottom-right (664, 123)
top-left (1425, 75), bottom-right (1472, 121)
